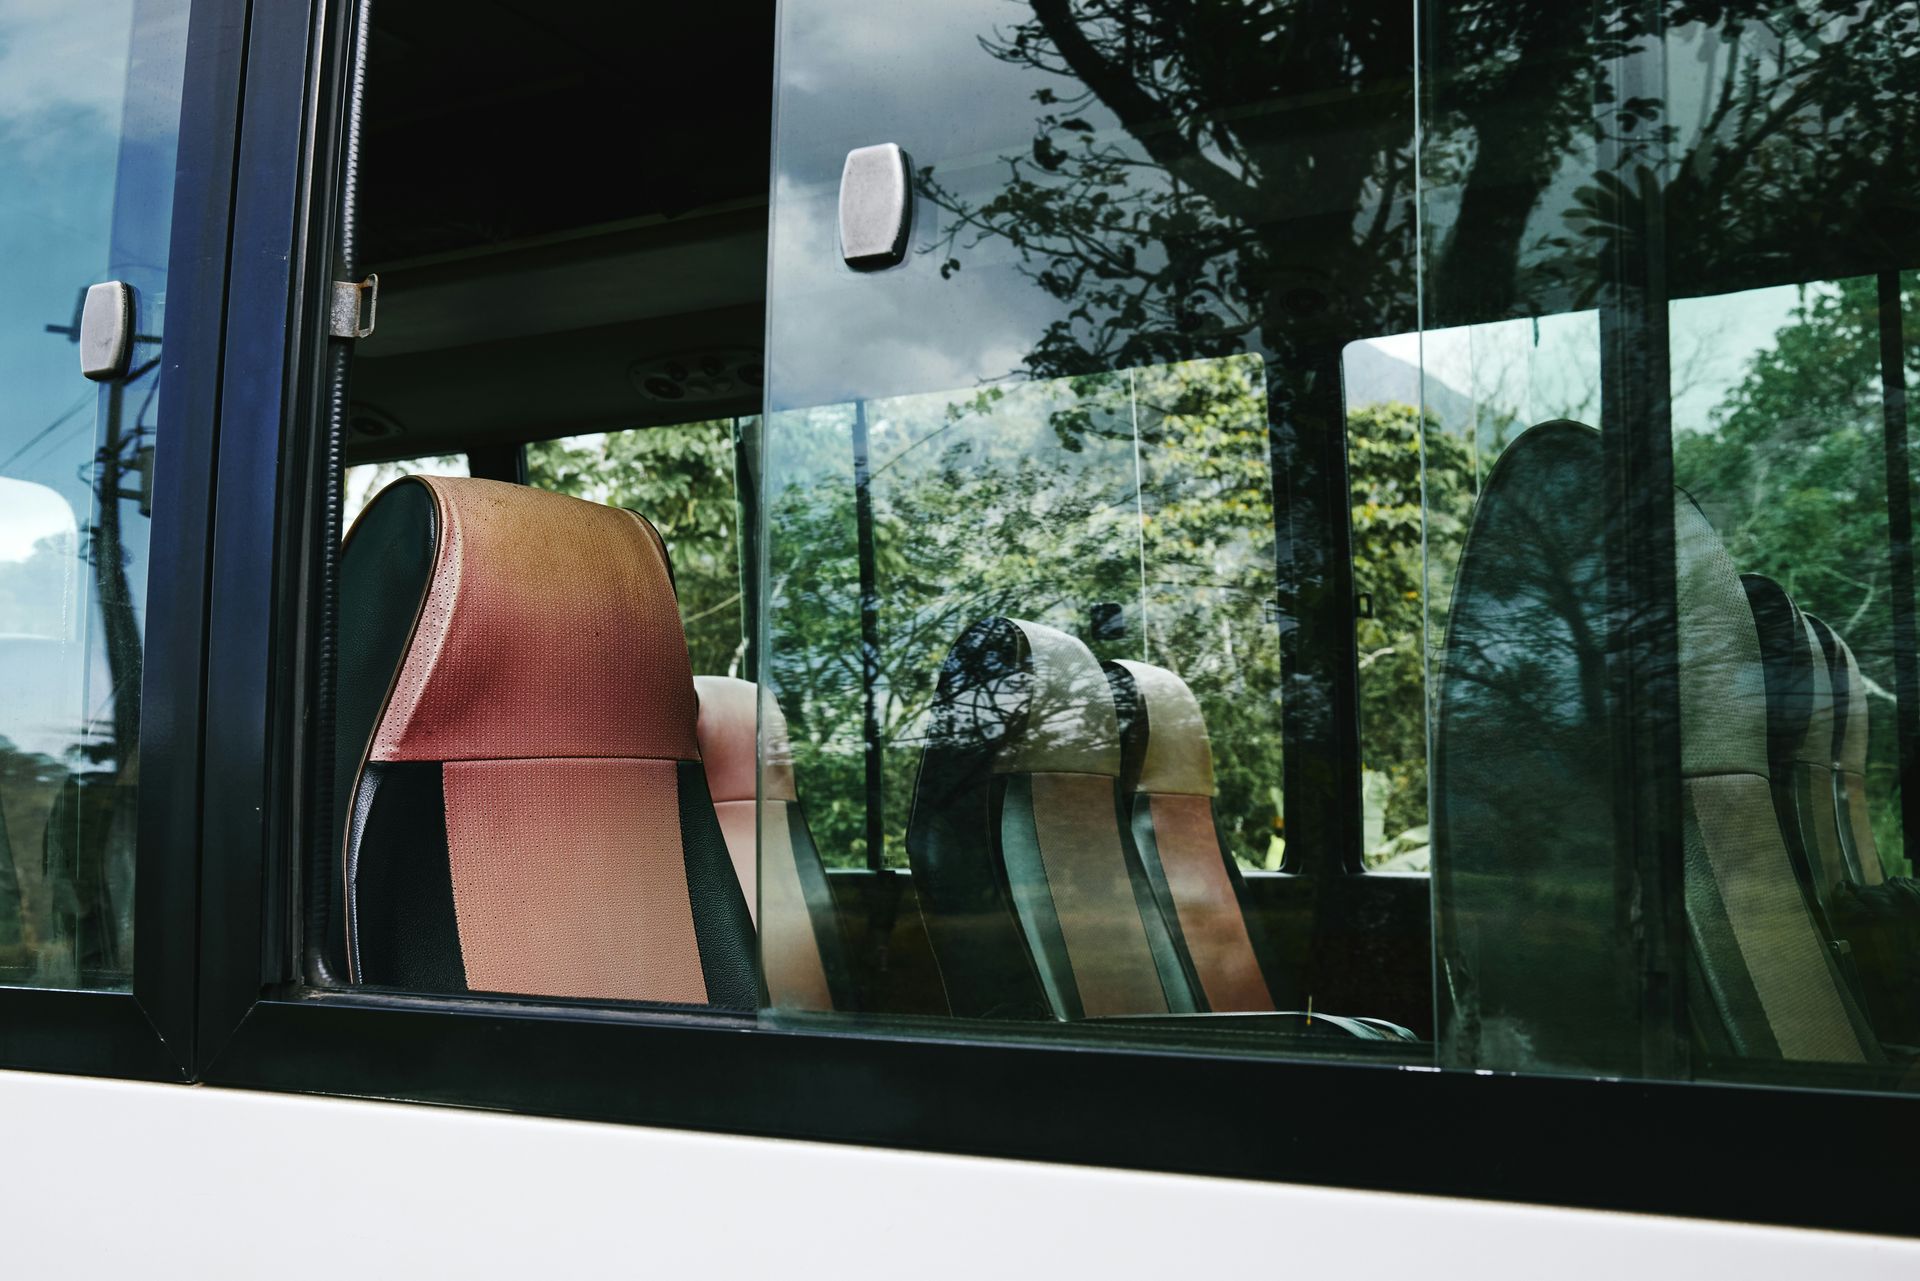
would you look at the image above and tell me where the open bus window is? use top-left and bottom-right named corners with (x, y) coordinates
top-left (311, 3), bottom-right (773, 1007)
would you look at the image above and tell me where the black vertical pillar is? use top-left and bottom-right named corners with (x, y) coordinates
top-left (1596, 4), bottom-right (1687, 1081)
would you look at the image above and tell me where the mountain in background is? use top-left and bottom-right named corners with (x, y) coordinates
top-left (1341, 340), bottom-right (1474, 433)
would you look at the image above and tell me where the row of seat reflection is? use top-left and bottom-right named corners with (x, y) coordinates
top-left (1436, 421), bottom-right (1907, 1071)
top-left (334, 475), bottom-right (1404, 1036)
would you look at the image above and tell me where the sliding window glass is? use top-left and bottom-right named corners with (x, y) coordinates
top-left (1420, 0), bottom-right (1920, 1086)
top-left (762, 0), bottom-right (1423, 1042)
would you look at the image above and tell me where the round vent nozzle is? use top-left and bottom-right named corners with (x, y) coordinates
top-left (628, 349), bottom-right (763, 406)
top-left (347, 405), bottom-right (404, 441)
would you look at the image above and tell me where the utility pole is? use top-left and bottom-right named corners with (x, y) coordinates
top-left (45, 287), bottom-right (159, 777)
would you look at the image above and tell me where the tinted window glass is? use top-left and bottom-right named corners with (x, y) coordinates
top-left (764, 0), bottom-right (1422, 1037)
top-left (0, 0), bottom-right (189, 988)
top-left (760, 0), bottom-right (1920, 1093)
top-left (1421, 2), bottom-right (1920, 1085)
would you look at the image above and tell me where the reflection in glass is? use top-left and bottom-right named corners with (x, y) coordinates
top-left (1422, 0), bottom-right (1920, 1086)
top-left (0, 0), bottom-right (189, 988)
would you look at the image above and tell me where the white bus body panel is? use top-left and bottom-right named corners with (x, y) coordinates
top-left (1, 1070), bottom-right (1913, 1277)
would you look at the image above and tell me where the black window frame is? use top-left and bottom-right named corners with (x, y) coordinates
top-left (2, 0), bottom-right (1911, 1241)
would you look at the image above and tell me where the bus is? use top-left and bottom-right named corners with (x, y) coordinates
top-left (3, 0), bottom-right (1918, 1272)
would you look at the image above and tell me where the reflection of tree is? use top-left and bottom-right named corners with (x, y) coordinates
top-left (767, 359), bottom-right (1292, 868)
top-left (923, 0), bottom-right (1419, 376)
top-left (903, 0), bottom-right (1919, 894)
top-left (1349, 403), bottom-right (1474, 842)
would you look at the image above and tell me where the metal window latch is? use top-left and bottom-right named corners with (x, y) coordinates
top-left (839, 143), bottom-right (913, 270)
top-left (79, 281), bottom-right (135, 381)
top-left (330, 273), bottom-right (379, 339)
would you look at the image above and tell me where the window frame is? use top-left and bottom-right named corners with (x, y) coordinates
top-left (174, 0), bottom-right (1920, 1242)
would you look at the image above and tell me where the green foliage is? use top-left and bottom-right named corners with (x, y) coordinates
top-left (527, 422), bottom-right (746, 678)
top-left (1348, 402), bottom-right (1475, 845)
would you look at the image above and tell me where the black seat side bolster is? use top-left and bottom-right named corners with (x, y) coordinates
top-left (675, 760), bottom-right (760, 1011)
top-left (349, 760), bottom-right (466, 993)
top-left (332, 479), bottom-right (440, 982)
top-left (908, 745), bottom-right (1050, 1020)
top-left (907, 617), bottom-right (1051, 1020)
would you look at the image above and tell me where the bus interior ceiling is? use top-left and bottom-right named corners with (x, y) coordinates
top-left (345, 1), bottom-right (777, 464)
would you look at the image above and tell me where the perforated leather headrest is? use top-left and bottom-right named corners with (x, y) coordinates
top-left (924, 616), bottom-right (1120, 778)
top-left (367, 476), bottom-right (699, 764)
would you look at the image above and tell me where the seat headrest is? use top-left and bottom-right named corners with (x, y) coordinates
top-left (357, 476), bottom-right (699, 764)
top-left (693, 674), bottom-right (797, 804)
top-left (924, 616), bottom-right (1119, 778)
top-left (1105, 659), bottom-right (1214, 797)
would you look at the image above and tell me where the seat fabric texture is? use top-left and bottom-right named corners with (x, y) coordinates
top-left (334, 476), bottom-right (755, 1008)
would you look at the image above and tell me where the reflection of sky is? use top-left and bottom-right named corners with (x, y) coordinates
top-left (1359, 281), bottom-right (1802, 447)
top-left (0, 0), bottom-right (187, 761)
top-left (769, 0), bottom-right (1134, 410)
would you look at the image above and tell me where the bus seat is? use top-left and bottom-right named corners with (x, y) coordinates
top-left (1810, 621), bottom-right (1887, 886)
top-left (1103, 659), bottom-right (1276, 1012)
top-left (694, 674), bottom-right (854, 1011)
top-left (907, 616), bottom-right (1200, 1020)
top-left (333, 476), bottom-right (756, 1007)
top-left (1436, 421), bottom-right (1876, 1068)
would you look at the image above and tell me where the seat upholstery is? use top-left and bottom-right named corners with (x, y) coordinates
top-left (333, 476), bottom-right (756, 1007)
top-left (693, 674), bottom-right (854, 1011)
top-left (907, 617), bottom-right (1200, 1020)
top-left (1810, 620), bottom-right (1887, 886)
top-left (1435, 422), bottom-right (1876, 1069)
top-left (1103, 659), bottom-right (1275, 1012)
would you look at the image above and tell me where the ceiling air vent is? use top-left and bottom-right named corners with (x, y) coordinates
top-left (628, 349), bottom-right (763, 405)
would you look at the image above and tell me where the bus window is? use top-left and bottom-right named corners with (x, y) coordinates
top-left (309, 4), bottom-right (773, 1003)
top-left (0, 0), bottom-right (190, 989)
top-left (762, 0), bottom-right (1418, 1037)
top-left (1421, 2), bottom-right (1920, 1086)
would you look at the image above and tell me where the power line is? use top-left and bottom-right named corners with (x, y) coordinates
top-left (0, 390), bottom-right (95, 475)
